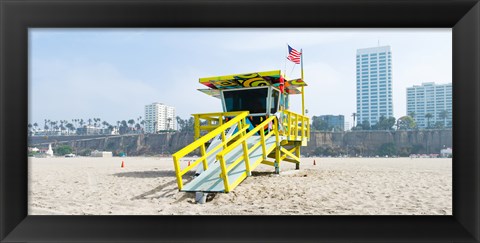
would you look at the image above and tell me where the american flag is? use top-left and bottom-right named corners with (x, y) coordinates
top-left (287, 45), bottom-right (301, 64)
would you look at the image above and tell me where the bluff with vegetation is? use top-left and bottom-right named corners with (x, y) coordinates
top-left (36, 133), bottom-right (195, 156)
top-left (34, 129), bottom-right (452, 157)
top-left (305, 129), bottom-right (452, 157)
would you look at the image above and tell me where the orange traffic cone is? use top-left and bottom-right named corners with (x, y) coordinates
top-left (313, 160), bottom-right (316, 165)
top-left (121, 161), bottom-right (125, 168)
top-left (188, 161), bottom-right (191, 166)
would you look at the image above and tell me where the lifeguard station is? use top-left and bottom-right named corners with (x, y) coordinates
top-left (172, 70), bottom-right (310, 201)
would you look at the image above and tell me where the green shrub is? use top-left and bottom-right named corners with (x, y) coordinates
top-left (378, 143), bottom-right (396, 156)
top-left (79, 149), bottom-right (91, 156)
top-left (54, 145), bottom-right (73, 156)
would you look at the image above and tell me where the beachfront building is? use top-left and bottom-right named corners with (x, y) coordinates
top-left (406, 82), bottom-right (452, 128)
top-left (356, 46), bottom-right (393, 126)
top-left (314, 115), bottom-right (345, 131)
top-left (144, 102), bottom-right (176, 133)
top-left (76, 125), bottom-right (102, 135)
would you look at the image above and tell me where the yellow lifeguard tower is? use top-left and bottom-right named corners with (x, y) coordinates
top-left (172, 70), bottom-right (310, 200)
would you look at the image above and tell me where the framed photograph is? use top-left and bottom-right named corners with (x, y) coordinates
top-left (1, 0), bottom-right (479, 242)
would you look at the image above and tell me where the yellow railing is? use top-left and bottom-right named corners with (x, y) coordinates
top-left (216, 116), bottom-right (279, 192)
top-left (281, 110), bottom-right (310, 142)
top-left (173, 110), bottom-right (309, 192)
top-left (192, 111), bottom-right (245, 140)
top-left (172, 111), bottom-right (249, 190)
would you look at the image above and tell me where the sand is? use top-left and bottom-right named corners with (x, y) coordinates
top-left (28, 156), bottom-right (452, 215)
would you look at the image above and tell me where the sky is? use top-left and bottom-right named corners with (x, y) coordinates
top-left (29, 28), bottom-right (452, 128)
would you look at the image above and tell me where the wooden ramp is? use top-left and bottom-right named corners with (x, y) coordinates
top-left (182, 136), bottom-right (276, 192)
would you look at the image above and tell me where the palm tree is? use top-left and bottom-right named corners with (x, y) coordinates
top-left (176, 116), bottom-right (183, 131)
top-left (425, 113), bottom-right (433, 128)
top-left (33, 122), bottom-right (38, 131)
top-left (59, 120), bottom-right (66, 134)
top-left (49, 121), bottom-right (55, 132)
top-left (66, 123), bottom-right (75, 135)
top-left (135, 123), bottom-right (141, 131)
top-left (44, 119), bottom-right (49, 132)
top-left (438, 110), bottom-right (449, 127)
top-left (408, 111), bottom-right (415, 120)
top-left (64, 120), bottom-right (69, 131)
top-left (167, 118), bottom-right (172, 131)
top-left (128, 119), bottom-right (135, 128)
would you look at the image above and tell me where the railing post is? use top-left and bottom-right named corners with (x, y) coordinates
top-left (288, 112), bottom-right (292, 140)
top-left (242, 117), bottom-right (247, 136)
top-left (295, 115), bottom-right (299, 140)
top-left (301, 117), bottom-right (305, 141)
top-left (274, 117), bottom-right (281, 174)
top-left (194, 114), bottom-right (200, 140)
top-left (221, 130), bottom-right (227, 149)
top-left (307, 117), bottom-right (311, 140)
top-left (200, 143), bottom-right (208, 170)
top-left (218, 156), bottom-right (231, 192)
top-left (242, 139), bottom-right (251, 176)
top-left (295, 146), bottom-right (301, 170)
top-left (173, 155), bottom-right (183, 190)
top-left (274, 118), bottom-right (280, 146)
top-left (260, 126), bottom-right (267, 159)
top-left (237, 117), bottom-right (251, 176)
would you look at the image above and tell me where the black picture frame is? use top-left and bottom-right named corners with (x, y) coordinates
top-left (1, 0), bottom-right (479, 242)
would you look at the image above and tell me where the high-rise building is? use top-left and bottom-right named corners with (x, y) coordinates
top-left (144, 102), bottom-right (176, 133)
top-left (356, 46), bottom-right (393, 126)
top-left (406, 82), bottom-right (452, 128)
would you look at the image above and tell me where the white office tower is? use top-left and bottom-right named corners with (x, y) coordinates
top-left (406, 82), bottom-right (452, 128)
top-left (144, 102), bottom-right (176, 133)
top-left (356, 46), bottom-right (393, 126)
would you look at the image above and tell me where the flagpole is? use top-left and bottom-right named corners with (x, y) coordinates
top-left (284, 43), bottom-right (288, 78)
top-left (301, 49), bottom-right (305, 117)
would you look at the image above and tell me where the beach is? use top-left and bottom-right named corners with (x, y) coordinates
top-left (28, 157), bottom-right (452, 215)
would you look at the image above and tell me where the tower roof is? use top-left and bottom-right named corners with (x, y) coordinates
top-left (198, 70), bottom-right (307, 98)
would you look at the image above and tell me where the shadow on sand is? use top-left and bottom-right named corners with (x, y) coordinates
top-left (112, 170), bottom-right (195, 178)
top-left (120, 170), bottom-right (218, 204)
top-left (251, 171), bottom-right (274, 177)
top-left (127, 173), bottom-right (197, 203)
top-left (131, 179), bottom-right (179, 200)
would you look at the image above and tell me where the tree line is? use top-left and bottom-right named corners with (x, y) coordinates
top-left (28, 116), bottom-right (196, 135)
top-left (311, 110), bottom-right (450, 132)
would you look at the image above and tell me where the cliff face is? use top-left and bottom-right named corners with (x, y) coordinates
top-left (305, 129), bottom-right (452, 156)
top-left (46, 129), bottom-right (451, 156)
top-left (59, 133), bottom-right (195, 156)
